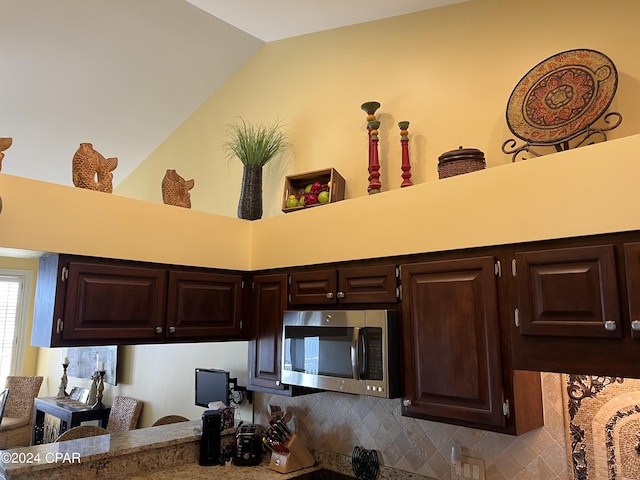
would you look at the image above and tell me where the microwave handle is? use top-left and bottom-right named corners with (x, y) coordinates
top-left (351, 327), bottom-right (361, 381)
top-left (360, 329), bottom-right (367, 378)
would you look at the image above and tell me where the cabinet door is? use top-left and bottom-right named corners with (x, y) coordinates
top-left (289, 269), bottom-right (337, 305)
top-left (338, 264), bottom-right (398, 303)
top-left (247, 274), bottom-right (288, 392)
top-left (515, 244), bottom-right (620, 338)
top-left (63, 260), bottom-right (167, 342)
top-left (624, 242), bottom-right (640, 339)
top-left (167, 270), bottom-right (244, 339)
top-left (401, 256), bottom-right (505, 428)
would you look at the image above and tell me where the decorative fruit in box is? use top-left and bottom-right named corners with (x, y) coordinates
top-left (291, 182), bottom-right (330, 207)
top-left (281, 168), bottom-right (345, 213)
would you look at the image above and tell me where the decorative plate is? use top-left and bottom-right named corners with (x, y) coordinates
top-left (506, 49), bottom-right (618, 144)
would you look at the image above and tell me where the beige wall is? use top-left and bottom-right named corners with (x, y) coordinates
top-left (35, 342), bottom-right (253, 428)
top-left (116, 0), bottom-right (640, 223)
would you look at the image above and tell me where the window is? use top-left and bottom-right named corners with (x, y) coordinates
top-left (0, 270), bottom-right (32, 380)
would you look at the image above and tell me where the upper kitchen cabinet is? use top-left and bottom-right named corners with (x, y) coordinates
top-left (625, 242), bottom-right (640, 339)
top-left (247, 273), bottom-right (317, 396)
top-left (247, 273), bottom-right (288, 393)
top-left (288, 264), bottom-right (398, 306)
top-left (32, 254), bottom-right (166, 346)
top-left (166, 269), bottom-right (246, 339)
top-left (400, 254), bottom-right (543, 435)
top-left (513, 244), bottom-right (621, 338)
top-left (510, 233), bottom-right (640, 378)
top-left (31, 254), bottom-right (248, 347)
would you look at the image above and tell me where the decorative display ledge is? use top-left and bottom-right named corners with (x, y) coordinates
top-left (2, 134), bottom-right (640, 273)
top-left (252, 134), bottom-right (640, 270)
top-left (0, 174), bottom-right (252, 271)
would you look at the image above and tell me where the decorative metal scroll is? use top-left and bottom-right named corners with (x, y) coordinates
top-left (567, 374), bottom-right (624, 420)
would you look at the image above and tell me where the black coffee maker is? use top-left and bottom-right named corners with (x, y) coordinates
top-left (199, 410), bottom-right (222, 466)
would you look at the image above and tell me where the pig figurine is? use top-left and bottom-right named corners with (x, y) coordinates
top-left (0, 137), bottom-right (12, 172)
top-left (162, 169), bottom-right (195, 208)
top-left (72, 143), bottom-right (118, 193)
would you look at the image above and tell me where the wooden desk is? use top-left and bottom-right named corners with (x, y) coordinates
top-left (32, 396), bottom-right (111, 445)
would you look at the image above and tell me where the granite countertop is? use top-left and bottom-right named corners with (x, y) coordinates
top-left (0, 421), bottom-right (204, 479)
top-left (129, 461), bottom-right (320, 480)
top-left (0, 421), bottom-right (323, 480)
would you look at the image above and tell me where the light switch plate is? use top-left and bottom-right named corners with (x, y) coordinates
top-left (451, 455), bottom-right (485, 480)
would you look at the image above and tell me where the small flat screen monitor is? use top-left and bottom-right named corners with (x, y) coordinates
top-left (195, 368), bottom-right (229, 408)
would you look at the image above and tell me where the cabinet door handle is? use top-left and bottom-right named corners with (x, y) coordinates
top-left (326, 292), bottom-right (334, 299)
top-left (632, 320), bottom-right (640, 331)
top-left (56, 318), bottom-right (63, 334)
top-left (402, 399), bottom-right (411, 407)
top-left (155, 326), bottom-right (163, 334)
top-left (168, 326), bottom-right (176, 334)
top-left (337, 291), bottom-right (345, 298)
top-left (604, 321), bottom-right (617, 331)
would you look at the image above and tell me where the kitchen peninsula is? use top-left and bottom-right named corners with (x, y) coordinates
top-left (0, 421), bottom-right (427, 480)
top-left (0, 421), bottom-right (315, 480)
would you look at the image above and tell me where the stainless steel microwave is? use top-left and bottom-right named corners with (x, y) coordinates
top-left (281, 310), bottom-right (401, 398)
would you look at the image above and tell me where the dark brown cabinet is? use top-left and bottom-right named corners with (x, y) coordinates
top-left (288, 264), bottom-right (398, 305)
top-left (400, 255), bottom-right (543, 435)
top-left (247, 273), bottom-right (288, 393)
top-left (61, 258), bottom-right (167, 343)
top-left (247, 273), bottom-right (315, 396)
top-left (510, 234), bottom-right (640, 378)
top-left (31, 254), bottom-right (247, 347)
top-left (624, 242), bottom-right (640, 340)
top-left (167, 270), bottom-right (245, 339)
top-left (514, 244), bottom-right (621, 338)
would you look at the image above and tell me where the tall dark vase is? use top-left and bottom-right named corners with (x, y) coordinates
top-left (237, 164), bottom-right (263, 220)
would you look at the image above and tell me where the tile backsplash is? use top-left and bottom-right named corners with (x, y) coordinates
top-left (254, 372), bottom-right (570, 480)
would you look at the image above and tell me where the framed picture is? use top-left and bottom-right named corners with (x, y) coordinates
top-left (65, 346), bottom-right (118, 385)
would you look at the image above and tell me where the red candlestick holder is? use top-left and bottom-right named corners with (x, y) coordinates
top-left (361, 101), bottom-right (381, 194)
top-left (399, 121), bottom-right (412, 187)
top-left (367, 120), bottom-right (381, 194)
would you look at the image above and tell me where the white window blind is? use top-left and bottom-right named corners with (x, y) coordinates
top-left (0, 271), bottom-right (30, 381)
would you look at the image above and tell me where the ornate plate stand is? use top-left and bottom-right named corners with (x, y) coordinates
top-left (502, 49), bottom-right (622, 162)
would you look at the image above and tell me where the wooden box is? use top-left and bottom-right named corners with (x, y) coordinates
top-left (282, 168), bottom-right (345, 213)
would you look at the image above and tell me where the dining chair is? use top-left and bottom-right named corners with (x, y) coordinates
top-left (54, 425), bottom-right (109, 442)
top-left (0, 376), bottom-right (44, 448)
top-left (151, 414), bottom-right (189, 426)
top-left (106, 396), bottom-right (144, 433)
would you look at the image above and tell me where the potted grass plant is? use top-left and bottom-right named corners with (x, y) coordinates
top-left (223, 118), bottom-right (290, 220)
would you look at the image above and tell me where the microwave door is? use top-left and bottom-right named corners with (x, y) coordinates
top-left (282, 324), bottom-right (366, 394)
